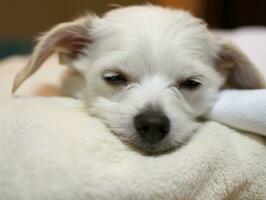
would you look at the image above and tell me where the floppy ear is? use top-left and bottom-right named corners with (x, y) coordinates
top-left (216, 37), bottom-right (266, 89)
top-left (12, 16), bottom-right (92, 93)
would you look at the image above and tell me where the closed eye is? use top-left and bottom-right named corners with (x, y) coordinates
top-left (179, 79), bottom-right (202, 90)
top-left (102, 71), bottom-right (128, 86)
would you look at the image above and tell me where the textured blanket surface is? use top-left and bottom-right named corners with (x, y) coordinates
top-left (208, 89), bottom-right (266, 136)
top-left (0, 97), bottom-right (265, 200)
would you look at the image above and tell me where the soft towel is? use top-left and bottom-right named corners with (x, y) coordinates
top-left (0, 97), bottom-right (265, 200)
top-left (207, 89), bottom-right (266, 136)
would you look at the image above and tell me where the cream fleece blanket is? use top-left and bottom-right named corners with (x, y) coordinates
top-left (0, 97), bottom-right (265, 200)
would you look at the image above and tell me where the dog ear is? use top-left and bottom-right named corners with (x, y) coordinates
top-left (12, 16), bottom-right (93, 93)
top-left (215, 37), bottom-right (266, 89)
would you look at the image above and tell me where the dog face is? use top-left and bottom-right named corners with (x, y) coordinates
top-left (13, 5), bottom-right (265, 153)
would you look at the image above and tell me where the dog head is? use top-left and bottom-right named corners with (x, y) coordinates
top-left (13, 5), bottom-right (265, 153)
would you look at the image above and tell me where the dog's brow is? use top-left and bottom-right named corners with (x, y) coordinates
top-left (177, 74), bottom-right (206, 82)
top-left (101, 67), bottom-right (135, 83)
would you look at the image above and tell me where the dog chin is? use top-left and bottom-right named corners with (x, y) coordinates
top-left (128, 125), bottom-right (200, 154)
top-left (133, 141), bottom-right (183, 154)
top-left (113, 131), bottom-right (188, 154)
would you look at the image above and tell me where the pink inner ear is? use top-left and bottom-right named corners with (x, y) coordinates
top-left (12, 22), bottom-right (91, 93)
top-left (52, 26), bottom-right (91, 58)
top-left (30, 25), bottom-right (91, 76)
top-left (39, 25), bottom-right (91, 65)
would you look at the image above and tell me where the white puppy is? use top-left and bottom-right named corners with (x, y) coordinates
top-left (13, 5), bottom-right (265, 153)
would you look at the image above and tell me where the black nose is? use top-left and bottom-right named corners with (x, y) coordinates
top-left (134, 112), bottom-right (170, 144)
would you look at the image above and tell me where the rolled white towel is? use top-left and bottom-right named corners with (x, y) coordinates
top-left (207, 89), bottom-right (266, 136)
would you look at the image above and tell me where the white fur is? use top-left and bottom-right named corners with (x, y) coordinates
top-left (13, 5), bottom-right (265, 153)
top-left (72, 6), bottom-right (224, 152)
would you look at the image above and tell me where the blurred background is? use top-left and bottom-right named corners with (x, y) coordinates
top-left (1, 0), bottom-right (266, 58)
